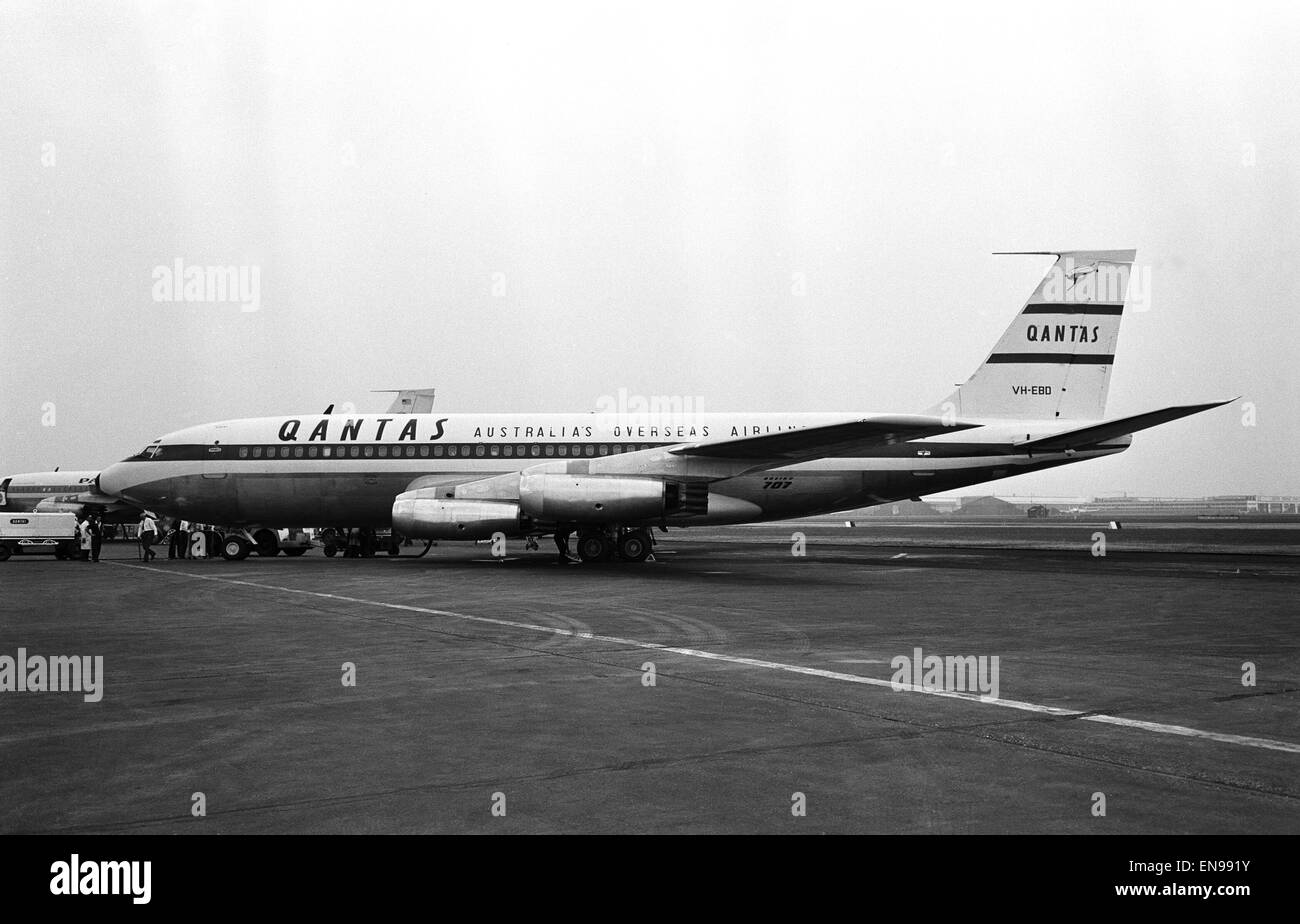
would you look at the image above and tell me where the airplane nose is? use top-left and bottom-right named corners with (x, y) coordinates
top-left (98, 462), bottom-right (135, 500)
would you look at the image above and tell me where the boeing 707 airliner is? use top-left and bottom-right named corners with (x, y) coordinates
top-left (98, 250), bottom-right (1231, 563)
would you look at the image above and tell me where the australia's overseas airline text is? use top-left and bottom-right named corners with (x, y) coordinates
top-left (269, 417), bottom-right (809, 443)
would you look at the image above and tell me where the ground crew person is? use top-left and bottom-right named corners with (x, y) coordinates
top-left (554, 525), bottom-right (574, 564)
top-left (138, 512), bottom-right (159, 562)
top-left (169, 519), bottom-right (187, 559)
top-left (89, 515), bottom-right (103, 562)
top-left (78, 517), bottom-right (93, 562)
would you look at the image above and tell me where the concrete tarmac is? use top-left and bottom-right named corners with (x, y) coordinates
top-left (1, 524), bottom-right (1296, 834)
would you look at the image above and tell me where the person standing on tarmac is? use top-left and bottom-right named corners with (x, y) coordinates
top-left (77, 517), bottom-right (93, 562)
top-left (138, 512), bottom-right (159, 562)
top-left (89, 515), bottom-right (103, 562)
top-left (554, 525), bottom-right (574, 564)
top-left (169, 519), bottom-right (187, 560)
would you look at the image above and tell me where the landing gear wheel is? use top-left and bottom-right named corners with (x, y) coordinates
top-left (324, 545), bottom-right (338, 558)
top-left (253, 529), bottom-right (279, 557)
top-left (617, 530), bottom-right (652, 563)
top-left (283, 547), bottom-right (308, 557)
top-left (0, 545), bottom-right (10, 562)
top-left (576, 534), bottom-right (610, 562)
top-left (221, 536), bottom-right (251, 561)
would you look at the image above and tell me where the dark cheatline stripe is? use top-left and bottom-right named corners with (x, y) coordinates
top-left (106, 440), bottom-right (1133, 467)
top-left (1022, 303), bottom-right (1124, 315)
top-left (120, 442), bottom-right (681, 462)
top-left (987, 353), bottom-right (1114, 364)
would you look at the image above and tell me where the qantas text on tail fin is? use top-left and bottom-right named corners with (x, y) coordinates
top-left (931, 249), bottom-right (1135, 421)
top-left (98, 249), bottom-right (1233, 563)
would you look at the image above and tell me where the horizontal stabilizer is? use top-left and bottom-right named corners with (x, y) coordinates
top-left (672, 415), bottom-right (981, 462)
top-left (1014, 400), bottom-right (1235, 451)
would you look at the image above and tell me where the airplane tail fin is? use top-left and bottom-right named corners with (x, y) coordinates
top-left (931, 249), bottom-right (1137, 421)
top-left (377, 388), bottom-right (437, 414)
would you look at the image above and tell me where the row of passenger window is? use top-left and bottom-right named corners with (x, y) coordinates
top-left (237, 443), bottom-right (662, 460)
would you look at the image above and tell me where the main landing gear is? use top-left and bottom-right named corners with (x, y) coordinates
top-left (574, 527), bottom-right (654, 564)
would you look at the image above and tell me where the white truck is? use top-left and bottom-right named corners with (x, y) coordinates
top-left (0, 512), bottom-right (79, 561)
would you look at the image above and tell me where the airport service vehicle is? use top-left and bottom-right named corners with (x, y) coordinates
top-left (98, 250), bottom-right (1233, 563)
top-left (242, 526), bottom-right (312, 558)
top-left (172, 526), bottom-right (312, 560)
top-left (316, 527), bottom-right (394, 558)
top-left (0, 512), bottom-right (79, 561)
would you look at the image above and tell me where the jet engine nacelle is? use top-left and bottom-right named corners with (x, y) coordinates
top-left (519, 473), bottom-right (668, 523)
top-left (392, 495), bottom-right (524, 540)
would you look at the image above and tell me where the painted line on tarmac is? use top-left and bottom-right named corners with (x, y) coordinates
top-left (111, 562), bottom-right (1300, 755)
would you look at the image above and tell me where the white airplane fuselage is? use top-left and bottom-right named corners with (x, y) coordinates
top-left (97, 411), bottom-right (1127, 529)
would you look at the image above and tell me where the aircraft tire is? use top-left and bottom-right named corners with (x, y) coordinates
top-left (617, 530), bottom-right (652, 563)
top-left (253, 529), bottom-right (279, 557)
top-left (221, 536), bottom-right (251, 561)
top-left (576, 534), bottom-right (609, 562)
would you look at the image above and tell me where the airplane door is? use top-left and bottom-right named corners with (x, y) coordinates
top-left (0, 478), bottom-right (9, 507)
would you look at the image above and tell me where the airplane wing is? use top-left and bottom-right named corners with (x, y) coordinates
top-left (670, 415), bottom-right (981, 463)
top-left (435, 415), bottom-right (985, 503)
top-left (33, 488), bottom-right (136, 509)
top-left (1013, 399), bottom-right (1234, 452)
top-left (70, 490), bottom-right (131, 507)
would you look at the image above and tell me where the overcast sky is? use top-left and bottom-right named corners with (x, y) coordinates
top-left (2, 0), bottom-right (1296, 497)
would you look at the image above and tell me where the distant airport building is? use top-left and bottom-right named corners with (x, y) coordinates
top-left (1080, 495), bottom-right (1300, 517)
top-left (953, 496), bottom-right (1025, 517)
top-left (1257, 496), bottom-right (1300, 514)
top-left (862, 500), bottom-right (944, 517)
top-left (830, 494), bottom-right (1300, 521)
